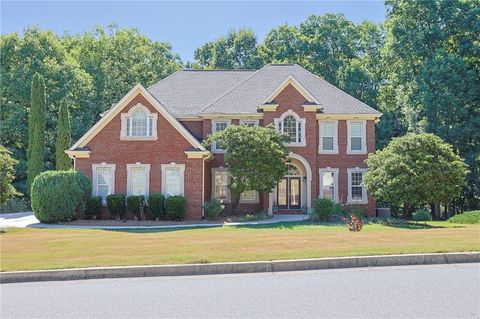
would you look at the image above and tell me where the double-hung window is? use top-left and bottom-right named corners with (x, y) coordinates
top-left (212, 168), bottom-right (229, 202)
top-left (211, 120), bottom-right (231, 153)
top-left (348, 168), bottom-right (367, 203)
top-left (161, 163), bottom-right (185, 196)
top-left (92, 163), bottom-right (115, 204)
top-left (347, 121), bottom-right (366, 154)
top-left (127, 163), bottom-right (150, 197)
top-left (319, 121), bottom-right (338, 153)
top-left (319, 168), bottom-right (338, 201)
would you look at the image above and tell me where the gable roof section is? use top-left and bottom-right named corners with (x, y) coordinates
top-left (262, 75), bottom-right (320, 105)
top-left (200, 64), bottom-right (381, 115)
top-left (69, 84), bottom-right (206, 151)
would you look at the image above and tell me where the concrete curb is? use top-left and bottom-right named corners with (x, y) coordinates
top-left (1, 252), bottom-right (479, 284)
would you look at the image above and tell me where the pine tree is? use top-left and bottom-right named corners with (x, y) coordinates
top-left (55, 98), bottom-right (72, 170)
top-left (26, 73), bottom-right (46, 194)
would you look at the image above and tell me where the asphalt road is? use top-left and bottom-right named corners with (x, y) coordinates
top-left (1, 263), bottom-right (479, 319)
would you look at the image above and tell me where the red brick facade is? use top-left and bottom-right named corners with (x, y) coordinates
top-left (74, 83), bottom-right (377, 220)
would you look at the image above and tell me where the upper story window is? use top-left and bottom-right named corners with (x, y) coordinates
top-left (120, 103), bottom-right (158, 140)
top-left (347, 120), bottom-right (367, 154)
top-left (211, 120), bottom-right (231, 153)
top-left (274, 110), bottom-right (306, 147)
top-left (319, 120), bottom-right (338, 154)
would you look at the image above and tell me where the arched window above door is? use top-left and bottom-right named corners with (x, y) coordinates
top-left (274, 110), bottom-right (306, 146)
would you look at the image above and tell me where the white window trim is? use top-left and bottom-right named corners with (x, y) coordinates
top-left (347, 167), bottom-right (368, 204)
top-left (211, 119), bottom-right (231, 154)
top-left (161, 163), bottom-right (185, 196)
top-left (211, 167), bottom-right (231, 203)
top-left (239, 190), bottom-right (259, 204)
top-left (319, 120), bottom-right (339, 154)
top-left (347, 120), bottom-right (367, 154)
top-left (126, 162), bottom-right (150, 197)
top-left (239, 119), bottom-right (259, 127)
top-left (92, 162), bottom-right (116, 205)
top-left (274, 110), bottom-right (306, 147)
top-left (319, 168), bottom-right (339, 202)
top-left (120, 103), bottom-right (158, 141)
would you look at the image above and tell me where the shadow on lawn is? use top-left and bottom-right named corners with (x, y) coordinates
top-left (369, 221), bottom-right (464, 230)
top-left (105, 225), bottom-right (223, 234)
top-left (234, 221), bottom-right (339, 230)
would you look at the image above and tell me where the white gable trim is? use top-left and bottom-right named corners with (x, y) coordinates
top-left (262, 75), bottom-right (320, 104)
top-left (69, 84), bottom-right (206, 151)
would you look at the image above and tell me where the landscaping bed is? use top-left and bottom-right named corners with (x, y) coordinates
top-left (1, 221), bottom-right (479, 272)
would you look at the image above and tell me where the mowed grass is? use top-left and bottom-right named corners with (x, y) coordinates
top-left (1, 221), bottom-right (479, 272)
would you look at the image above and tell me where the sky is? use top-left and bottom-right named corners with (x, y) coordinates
top-left (1, 1), bottom-right (387, 62)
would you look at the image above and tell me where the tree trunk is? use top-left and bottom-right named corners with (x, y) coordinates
top-left (403, 202), bottom-right (412, 219)
top-left (433, 202), bottom-right (441, 220)
top-left (229, 190), bottom-right (241, 215)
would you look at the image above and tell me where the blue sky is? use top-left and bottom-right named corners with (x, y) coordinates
top-left (1, 1), bottom-right (386, 62)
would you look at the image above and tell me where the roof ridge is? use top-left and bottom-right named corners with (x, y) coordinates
top-left (182, 69), bottom-right (257, 72)
top-left (198, 64), bottom-right (269, 113)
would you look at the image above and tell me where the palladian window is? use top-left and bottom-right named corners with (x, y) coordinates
top-left (274, 110), bottom-right (306, 146)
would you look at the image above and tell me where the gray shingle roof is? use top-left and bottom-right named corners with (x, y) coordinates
top-left (147, 64), bottom-right (380, 117)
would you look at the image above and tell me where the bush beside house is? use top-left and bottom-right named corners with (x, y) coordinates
top-left (165, 195), bottom-right (188, 221)
top-left (127, 195), bottom-right (145, 220)
top-left (203, 199), bottom-right (224, 220)
top-left (85, 196), bottom-right (102, 220)
top-left (107, 194), bottom-right (126, 221)
top-left (31, 170), bottom-right (91, 223)
top-left (148, 193), bottom-right (165, 220)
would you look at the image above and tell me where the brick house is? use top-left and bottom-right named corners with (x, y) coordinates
top-left (66, 64), bottom-right (382, 219)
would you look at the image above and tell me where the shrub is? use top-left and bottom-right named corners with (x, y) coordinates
top-left (342, 214), bottom-right (364, 231)
top-left (148, 193), bottom-right (165, 220)
top-left (309, 197), bottom-right (334, 221)
top-left (412, 209), bottom-right (432, 221)
top-left (348, 205), bottom-right (365, 219)
top-left (0, 197), bottom-right (30, 214)
top-left (85, 196), bottom-right (102, 220)
top-left (448, 210), bottom-right (480, 224)
top-left (203, 199), bottom-right (224, 220)
top-left (31, 170), bottom-right (91, 223)
top-left (333, 202), bottom-right (349, 218)
top-left (165, 195), bottom-right (188, 221)
top-left (107, 194), bottom-right (126, 220)
top-left (243, 212), bottom-right (272, 222)
top-left (127, 195), bottom-right (145, 220)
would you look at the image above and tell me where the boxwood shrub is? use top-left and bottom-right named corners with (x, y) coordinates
top-left (165, 195), bottom-right (188, 221)
top-left (107, 194), bottom-right (126, 220)
top-left (412, 209), bottom-right (432, 221)
top-left (31, 170), bottom-right (91, 223)
top-left (309, 197), bottom-right (334, 221)
top-left (203, 199), bottom-right (224, 220)
top-left (148, 193), bottom-right (165, 220)
top-left (127, 195), bottom-right (145, 220)
top-left (85, 196), bottom-right (102, 220)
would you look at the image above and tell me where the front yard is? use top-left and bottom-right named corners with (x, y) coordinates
top-left (1, 221), bottom-right (479, 272)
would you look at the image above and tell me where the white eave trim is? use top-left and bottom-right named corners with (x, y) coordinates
top-left (262, 75), bottom-right (320, 105)
top-left (69, 83), bottom-right (206, 152)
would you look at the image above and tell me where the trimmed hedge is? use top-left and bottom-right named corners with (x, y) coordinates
top-left (127, 195), bottom-right (145, 220)
top-left (203, 199), bottom-right (224, 220)
top-left (165, 195), bottom-right (188, 221)
top-left (412, 209), bottom-right (432, 221)
top-left (148, 193), bottom-right (165, 220)
top-left (85, 196), bottom-right (102, 220)
top-left (31, 170), bottom-right (91, 223)
top-left (309, 197), bottom-right (334, 221)
top-left (448, 210), bottom-right (480, 224)
top-left (107, 194), bottom-right (126, 220)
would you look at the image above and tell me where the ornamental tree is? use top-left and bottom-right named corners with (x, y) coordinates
top-left (55, 98), bottom-right (72, 170)
top-left (364, 133), bottom-right (468, 219)
top-left (26, 72), bottom-right (46, 194)
top-left (0, 146), bottom-right (20, 205)
top-left (204, 124), bottom-right (289, 212)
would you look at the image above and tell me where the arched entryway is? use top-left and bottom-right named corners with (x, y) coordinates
top-left (268, 152), bottom-right (312, 214)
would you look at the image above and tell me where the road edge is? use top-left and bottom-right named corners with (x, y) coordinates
top-left (1, 252), bottom-right (479, 284)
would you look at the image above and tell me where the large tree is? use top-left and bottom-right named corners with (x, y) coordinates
top-left (26, 73), bottom-right (46, 194)
top-left (364, 133), bottom-right (468, 219)
top-left (204, 125), bottom-right (289, 212)
top-left (55, 98), bottom-right (72, 170)
top-left (0, 146), bottom-right (20, 205)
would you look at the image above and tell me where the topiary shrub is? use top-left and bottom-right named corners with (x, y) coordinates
top-left (309, 197), bottom-right (334, 222)
top-left (203, 199), bottom-right (224, 220)
top-left (148, 193), bottom-right (165, 220)
top-left (165, 195), bottom-right (188, 221)
top-left (127, 195), bottom-right (145, 220)
top-left (85, 196), bottom-right (102, 220)
top-left (107, 194), bottom-right (126, 220)
top-left (412, 209), bottom-right (432, 221)
top-left (448, 210), bottom-right (480, 224)
top-left (31, 170), bottom-right (91, 223)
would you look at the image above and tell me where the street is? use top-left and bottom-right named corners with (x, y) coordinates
top-left (1, 263), bottom-right (479, 318)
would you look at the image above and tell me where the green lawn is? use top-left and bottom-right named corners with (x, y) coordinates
top-left (1, 221), bottom-right (479, 272)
